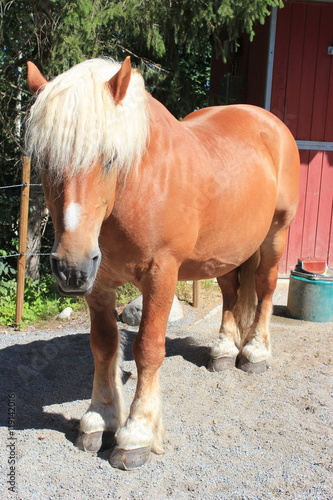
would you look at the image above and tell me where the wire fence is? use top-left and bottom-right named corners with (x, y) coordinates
top-left (0, 180), bottom-right (50, 260)
top-left (0, 157), bottom-right (52, 323)
top-left (0, 252), bottom-right (51, 259)
top-left (0, 183), bottom-right (42, 190)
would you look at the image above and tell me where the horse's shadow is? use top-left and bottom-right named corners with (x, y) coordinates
top-left (0, 328), bottom-right (210, 438)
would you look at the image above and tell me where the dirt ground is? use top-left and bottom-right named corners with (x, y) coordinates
top-left (0, 282), bottom-right (332, 499)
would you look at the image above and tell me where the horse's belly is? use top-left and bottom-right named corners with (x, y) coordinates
top-left (178, 236), bottom-right (258, 279)
top-left (178, 201), bottom-right (274, 281)
top-left (178, 258), bottom-right (237, 281)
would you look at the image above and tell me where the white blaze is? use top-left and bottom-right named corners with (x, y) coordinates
top-left (64, 202), bottom-right (81, 232)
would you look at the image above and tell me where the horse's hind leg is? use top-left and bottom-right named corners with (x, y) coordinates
top-left (237, 227), bottom-right (288, 373)
top-left (76, 289), bottom-right (125, 453)
top-left (208, 269), bottom-right (240, 371)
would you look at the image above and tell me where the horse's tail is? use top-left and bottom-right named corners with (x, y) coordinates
top-left (234, 249), bottom-right (260, 343)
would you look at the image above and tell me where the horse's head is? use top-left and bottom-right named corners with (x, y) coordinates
top-left (42, 166), bottom-right (117, 296)
top-left (26, 58), bottom-right (147, 296)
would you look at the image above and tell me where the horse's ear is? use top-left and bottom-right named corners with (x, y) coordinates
top-left (27, 61), bottom-right (48, 93)
top-left (108, 56), bottom-right (132, 104)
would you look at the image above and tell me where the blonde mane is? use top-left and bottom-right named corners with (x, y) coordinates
top-left (25, 59), bottom-right (149, 180)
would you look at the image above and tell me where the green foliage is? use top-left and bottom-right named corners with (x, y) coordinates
top-left (47, 0), bottom-right (113, 74)
top-left (0, 190), bottom-right (20, 276)
top-left (116, 282), bottom-right (140, 306)
top-left (176, 281), bottom-right (193, 305)
top-left (210, 0), bottom-right (284, 43)
top-left (0, 250), bottom-right (17, 278)
top-left (176, 279), bottom-right (220, 304)
top-left (0, 269), bottom-right (141, 325)
top-left (0, 274), bottom-right (82, 326)
top-left (0, 279), bottom-right (17, 325)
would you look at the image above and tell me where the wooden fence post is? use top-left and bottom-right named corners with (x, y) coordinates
top-left (193, 280), bottom-right (201, 308)
top-left (15, 156), bottom-right (31, 325)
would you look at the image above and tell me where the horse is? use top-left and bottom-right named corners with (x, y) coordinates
top-left (26, 56), bottom-right (299, 470)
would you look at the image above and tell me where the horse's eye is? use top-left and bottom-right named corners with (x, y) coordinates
top-left (105, 152), bottom-right (118, 172)
top-left (40, 161), bottom-right (49, 172)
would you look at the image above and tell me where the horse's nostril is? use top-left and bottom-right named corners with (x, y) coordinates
top-left (51, 255), bottom-right (67, 282)
top-left (91, 252), bottom-right (101, 272)
top-left (50, 254), bottom-right (58, 269)
top-left (92, 253), bottom-right (100, 263)
top-left (59, 270), bottom-right (67, 281)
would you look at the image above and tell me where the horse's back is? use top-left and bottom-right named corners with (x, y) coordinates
top-left (181, 104), bottom-right (299, 211)
top-left (182, 104), bottom-right (296, 160)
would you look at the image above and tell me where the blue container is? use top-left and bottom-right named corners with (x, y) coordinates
top-left (287, 274), bottom-right (333, 322)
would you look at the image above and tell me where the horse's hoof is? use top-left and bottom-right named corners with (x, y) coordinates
top-left (75, 431), bottom-right (115, 453)
top-left (237, 355), bottom-right (267, 374)
top-left (109, 446), bottom-right (151, 470)
top-left (207, 356), bottom-right (236, 372)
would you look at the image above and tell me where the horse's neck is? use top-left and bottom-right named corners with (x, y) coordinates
top-left (114, 95), bottom-right (182, 196)
top-left (147, 94), bottom-right (180, 131)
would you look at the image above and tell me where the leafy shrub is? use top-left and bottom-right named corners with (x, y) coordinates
top-left (0, 279), bottom-right (17, 325)
top-left (0, 274), bottom-right (82, 326)
top-left (0, 250), bottom-right (17, 279)
top-left (116, 282), bottom-right (140, 306)
top-left (0, 273), bottom-right (142, 326)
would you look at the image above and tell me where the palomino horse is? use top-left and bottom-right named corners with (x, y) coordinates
top-left (26, 57), bottom-right (299, 470)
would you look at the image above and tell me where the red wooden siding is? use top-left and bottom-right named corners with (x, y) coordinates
top-left (270, 1), bottom-right (333, 273)
top-left (271, 2), bottom-right (333, 142)
top-left (284, 151), bottom-right (333, 270)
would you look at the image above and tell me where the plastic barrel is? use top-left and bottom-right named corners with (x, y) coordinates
top-left (287, 274), bottom-right (333, 322)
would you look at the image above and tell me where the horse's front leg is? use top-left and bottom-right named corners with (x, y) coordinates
top-left (76, 289), bottom-right (125, 452)
top-left (110, 259), bottom-right (178, 470)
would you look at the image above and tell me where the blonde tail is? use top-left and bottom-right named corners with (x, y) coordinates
top-left (233, 249), bottom-right (260, 344)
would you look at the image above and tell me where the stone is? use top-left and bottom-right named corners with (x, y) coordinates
top-left (57, 307), bottom-right (73, 320)
top-left (121, 295), bottom-right (183, 326)
top-left (121, 296), bottom-right (143, 326)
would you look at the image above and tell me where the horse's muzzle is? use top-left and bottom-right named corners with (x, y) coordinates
top-left (50, 251), bottom-right (101, 297)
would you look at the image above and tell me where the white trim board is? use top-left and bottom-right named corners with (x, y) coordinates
top-left (297, 141), bottom-right (333, 151)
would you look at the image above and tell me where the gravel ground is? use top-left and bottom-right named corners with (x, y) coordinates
top-left (0, 282), bottom-right (332, 499)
